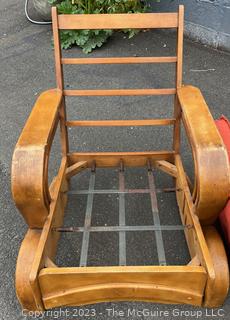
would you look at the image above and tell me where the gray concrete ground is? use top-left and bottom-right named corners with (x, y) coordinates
top-left (1, 1), bottom-right (230, 319)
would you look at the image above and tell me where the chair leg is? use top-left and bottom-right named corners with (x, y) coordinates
top-left (203, 226), bottom-right (229, 307)
top-left (15, 229), bottom-right (44, 311)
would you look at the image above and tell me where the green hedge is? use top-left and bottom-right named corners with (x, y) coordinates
top-left (49, 0), bottom-right (147, 53)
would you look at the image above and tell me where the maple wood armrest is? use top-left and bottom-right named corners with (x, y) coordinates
top-left (11, 89), bottom-right (63, 228)
top-left (177, 85), bottom-right (230, 224)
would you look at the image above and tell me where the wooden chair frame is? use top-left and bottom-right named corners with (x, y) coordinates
top-left (12, 6), bottom-right (230, 311)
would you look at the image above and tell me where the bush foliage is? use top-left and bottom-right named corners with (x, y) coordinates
top-left (48, 0), bottom-right (146, 53)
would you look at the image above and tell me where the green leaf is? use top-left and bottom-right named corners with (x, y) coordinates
top-left (82, 30), bottom-right (113, 53)
top-left (48, 0), bottom-right (57, 4)
top-left (57, 0), bottom-right (77, 14)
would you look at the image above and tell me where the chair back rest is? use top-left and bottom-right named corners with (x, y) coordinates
top-left (51, 6), bottom-right (184, 94)
top-left (52, 6), bottom-right (184, 155)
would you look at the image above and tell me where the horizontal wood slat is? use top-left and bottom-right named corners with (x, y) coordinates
top-left (66, 119), bottom-right (175, 127)
top-left (68, 151), bottom-right (175, 167)
top-left (64, 89), bottom-right (176, 96)
top-left (61, 57), bottom-right (177, 65)
top-left (58, 13), bottom-right (178, 30)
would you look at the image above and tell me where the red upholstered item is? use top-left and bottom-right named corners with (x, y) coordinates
top-left (215, 116), bottom-right (230, 248)
top-left (215, 116), bottom-right (230, 159)
top-left (219, 201), bottom-right (230, 248)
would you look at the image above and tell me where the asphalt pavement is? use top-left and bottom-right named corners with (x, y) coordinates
top-left (0, 1), bottom-right (230, 319)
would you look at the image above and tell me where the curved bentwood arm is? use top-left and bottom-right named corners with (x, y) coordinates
top-left (11, 89), bottom-right (63, 228)
top-left (177, 85), bottom-right (230, 224)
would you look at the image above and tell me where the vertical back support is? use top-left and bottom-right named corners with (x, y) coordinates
top-left (176, 5), bottom-right (184, 89)
top-left (52, 9), bottom-right (69, 156)
top-left (173, 5), bottom-right (184, 152)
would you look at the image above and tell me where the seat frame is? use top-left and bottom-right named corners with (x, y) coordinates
top-left (12, 5), bottom-right (230, 311)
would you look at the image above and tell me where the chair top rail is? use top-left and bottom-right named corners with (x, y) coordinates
top-left (57, 12), bottom-right (179, 30)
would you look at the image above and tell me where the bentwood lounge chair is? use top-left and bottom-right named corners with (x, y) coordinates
top-left (12, 5), bottom-right (230, 311)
